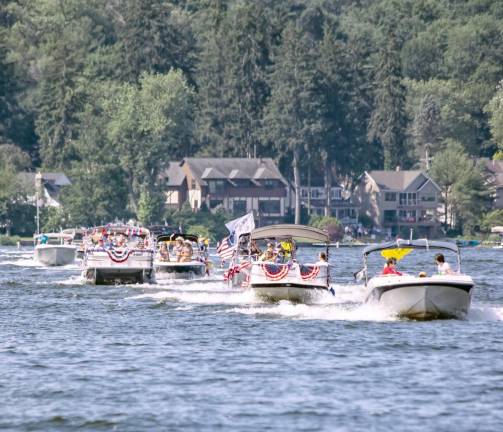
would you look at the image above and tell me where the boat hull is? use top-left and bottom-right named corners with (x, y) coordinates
top-left (251, 283), bottom-right (329, 303)
top-left (34, 245), bottom-right (76, 266)
top-left (367, 276), bottom-right (474, 319)
top-left (248, 262), bottom-right (330, 303)
top-left (84, 250), bottom-right (154, 285)
top-left (154, 261), bottom-right (206, 280)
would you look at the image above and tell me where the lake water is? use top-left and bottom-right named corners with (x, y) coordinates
top-left (1, 246), bottom-right (502, 431)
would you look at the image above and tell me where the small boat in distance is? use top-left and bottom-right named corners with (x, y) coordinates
top-left (83, 225), bottom-right (154, 285)
top-left (360, 239), bottom-right (474, 320)
top-left (154, 233), bottom-right (207, 280)
top-left (34, 232), bottom-right (76, 266)
top-left (228, 224), bottom-right (331, 303)
top-left (62, 228), bottom-right (86, 259)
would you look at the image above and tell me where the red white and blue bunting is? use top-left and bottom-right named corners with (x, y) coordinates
top-left (261, 263), bottom-right (290, 281)
top-left (299, 265), bottom-right (320, 281)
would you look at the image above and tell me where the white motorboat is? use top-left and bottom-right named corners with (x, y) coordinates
top-left (83, 225), bottom-right (154, 284)
top-left (227, 224), bottom-right (331, 303)
top-left (361, 239), bottom-right (474, 319)
top-left (34, 233), bottom-right (76, 266)
top-left (153, 233), bottom-right (207, 280)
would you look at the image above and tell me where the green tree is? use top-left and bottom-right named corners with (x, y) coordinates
top-left (368, 33), bottom-right (408, 170)
top-left (430, 141), bottom-right (488, 233)
top-left (103, 70), bottom-right (194, 214)
top-left (263, 21), bottom-right (325, 224)
top-left (113, 0), bottom-right (196, 83)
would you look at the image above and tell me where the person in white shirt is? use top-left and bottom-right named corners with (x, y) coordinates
top-left (435, 253), bottom-right (455, 275)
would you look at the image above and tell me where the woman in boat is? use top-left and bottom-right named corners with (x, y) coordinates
top-left (173, 237), bottom-right (184, 262)
top-left (435, 253), bottom-right (455, 275)
top-left (158, 243), bottom-right (170, 262)
top-left (180, 240), bottom-right (193, 262)
top-left (382, 257), bottom-right (402, 276)
top-left (259, 243), bottom-right (276, 262)
top-left (316, 252), bottom-right (329, 266)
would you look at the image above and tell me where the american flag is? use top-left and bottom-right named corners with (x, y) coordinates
top-left (217, 234), bottom-right (235, 261)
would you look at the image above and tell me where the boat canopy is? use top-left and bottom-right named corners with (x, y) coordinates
top-left (86, 225), bottom-right (150, 236)
top-left (156, 233), bottom-right (199, 243)
top-left (250, 224), bottom-right (329, 243)
top-left (363, 239), bottom-right (459, 256)
top-left (35, 232), bottom-right (73, 240)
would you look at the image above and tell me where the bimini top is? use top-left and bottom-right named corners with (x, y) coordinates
top-left (250, 224), bottom-right (329, 242)
top-left (156, 233), bottom-right (199, 243)
top-left (87, 225), bottom-right (150, 237)
top-left (363, 239), bottom-right (459, 256)
top-left (35, 232), bottom-right (73, 240)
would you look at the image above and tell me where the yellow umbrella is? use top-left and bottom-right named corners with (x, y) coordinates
top-left (381, 248), bottom-right (413, 261)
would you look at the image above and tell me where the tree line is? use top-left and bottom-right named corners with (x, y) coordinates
top-left (2, 0), bottom-right (503, 235)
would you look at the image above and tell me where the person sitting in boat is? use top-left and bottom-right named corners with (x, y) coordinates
top-left (250, 240), bottom-right (262, 258)
top-left (39, 234), bottom-right (49, 245)
top-left (173, 237), bottom-right (184, 261)
top-left (158, 242), bottom-right (170, 262)
top-left (259, 243), bottom-right (276, 262)
top-left (316, 252), bottom-right (329, 266)
top-left (180, 240), bottom-right (193, 262)
top-left (435, 253), bottom-right (455, 275)
top-left (382, 257), bottom-right (402, 276)
top-left (96, 238), bottom-right (106, 251)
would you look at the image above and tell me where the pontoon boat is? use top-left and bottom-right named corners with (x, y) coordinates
top-left (83, 225), bottom-right (154, 284)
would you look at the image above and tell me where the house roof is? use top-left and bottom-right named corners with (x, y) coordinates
top-left (483, 159), bottom-right (503, 174)
top-left (162, 162), bottom-right (186, 187)
top-left (18, 172), bottom-right (71, 187)
top-left (183, 158), bottom-right (288, 186)
top-left (481, 159), bottom-right (503, 187)
top-left (365, 170), bottom-right (439, 192)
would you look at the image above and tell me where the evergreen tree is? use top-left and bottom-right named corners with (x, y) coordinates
top-left (263, 21), bottom-right (325, 224)
top-left (368, 33), bottom-right (408, 170)
top-left (114, 0), bottom-right (196, 83)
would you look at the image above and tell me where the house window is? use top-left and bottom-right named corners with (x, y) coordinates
top-left (384, 210), bottom-right (396, 222)
top-left (259, 199), bottom-right (281, 214)
top-left (233, 200), bottom-right (247, 215)
top-left (421, 194), bottom-right (436, 202)
top-left (264, 180), bottom-right (276, 189)
top-left (311, 189), bottom-right (320, 198)
top-left (301, 188), bottom-right (308, 198)
top-left (399, 210), bottom-right (416, 222)
top-left (419, 209), bottom-right (435, 222)
top-left (399, 193), bottom-right (417, 206)
top-left (385, 192), bottom-right (397, 202)
top-left (331, 188), bottom-right (342, 200)
top-left (191, 179), bottom-right (196, 189)
top-left (209, 180), bottom-right (225, 194)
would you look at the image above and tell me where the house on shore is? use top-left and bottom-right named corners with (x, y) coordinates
top-left (299, 182), bottom-right (359, 226)
top-left (162, 158), bottom-right (289, 225)
top-left (482, 159), bottom-right (503, 209)
top-left (356, 170), bottom-right (441, 237)
top-left (18, 172), bottom-right (71, 207)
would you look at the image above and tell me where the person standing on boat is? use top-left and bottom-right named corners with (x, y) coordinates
top-left (435, 253), bottom-right (455, 275)
top-left (316, 252), bottom-right (329, 266)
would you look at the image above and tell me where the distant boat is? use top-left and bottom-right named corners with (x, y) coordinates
top-left (153, 233), bottom-right (207, 280)
top-left (82, 224), bottom-right (154, 285)
top-left (455, 239), bottom-right (480, 248)
top-left (311, 241), bottom-right (369, 248)
top-left (34, 233), bottom-right (76, 266)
